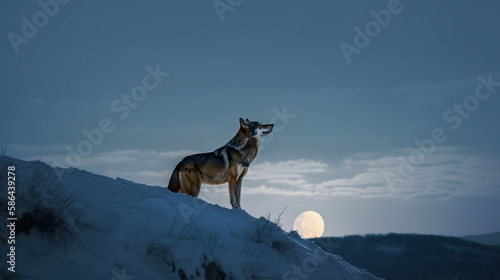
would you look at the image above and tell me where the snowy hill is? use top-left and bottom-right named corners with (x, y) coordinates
top-left (0, 156), bottom-right (381, 280)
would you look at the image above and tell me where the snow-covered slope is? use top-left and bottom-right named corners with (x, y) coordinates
top-left (0, 156), bottom-right (381, 280)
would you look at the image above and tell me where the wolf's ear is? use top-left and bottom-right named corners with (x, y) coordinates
top-left (240, 117), bottom-right (250, 128)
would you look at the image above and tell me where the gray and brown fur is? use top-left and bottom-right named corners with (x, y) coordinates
top-left (168, 118), bottom-right (274, 208)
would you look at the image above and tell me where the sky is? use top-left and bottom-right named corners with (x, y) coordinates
top-left (1, 0), bottom-right (499, 237)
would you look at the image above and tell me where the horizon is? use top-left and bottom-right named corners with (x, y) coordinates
top-left (3, 154), bottom-right (500, 240)
top-left (1, 0), bottom-right (499, 238)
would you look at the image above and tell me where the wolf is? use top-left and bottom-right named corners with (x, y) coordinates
top-left (168, 118), bottom-right (274, 208)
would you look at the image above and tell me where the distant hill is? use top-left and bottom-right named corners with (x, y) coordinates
top-left (312, 233), bottom-right (500, 280)
top-left (461, 232), bottom-right (500, 246)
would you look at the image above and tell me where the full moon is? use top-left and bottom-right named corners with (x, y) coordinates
top-left (293, 211), bottom-right (325, 238)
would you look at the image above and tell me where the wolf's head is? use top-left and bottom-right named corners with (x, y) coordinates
top-left (239, 118), bottom-right (274, 139)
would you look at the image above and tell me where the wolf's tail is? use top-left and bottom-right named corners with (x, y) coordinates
top-left (167, 163), bottom-right (181, 193)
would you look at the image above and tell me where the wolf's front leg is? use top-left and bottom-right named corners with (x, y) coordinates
top-left (235, 179), bottom-right (243, 208)
top-left (235, 168), bottom-right (248, 209)
top-left (228, 179), bottom-right (239, 208)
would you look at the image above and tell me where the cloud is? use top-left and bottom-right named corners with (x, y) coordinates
top-left (5, 146), bottom-right (196, 167)
top-left (2, 144), bottom-right (195, 186)
top-left (336, 146), bottom-right (500, 200)
top-left (6, 143), bottom-right (66, 155)
top-left (105, 169), bottom-right (171, 186)
top-left (99, 149), bottom-right (197, 160)
top-left (243, 159), bottom-right (329, 193)
top-left (6, 143), bottom-right (499, 201)
top-left (244, 185), bottom-right (318, 196)
top-left (244, 147), bottom-right (500, 200)
top-left (246, 159), bottom-right (329, 181)
top-left (268, 178), bottom-right (308, 186)
top-left (76, 149), bottom-right (197, 167)
top-left (159, 150), bottom-right (197, 158)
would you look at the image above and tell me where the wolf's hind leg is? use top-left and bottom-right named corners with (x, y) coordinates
top-left (179, 171), bottom-right (202, 197)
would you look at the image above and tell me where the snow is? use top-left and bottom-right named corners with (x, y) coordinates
top-left (0, 156), bottom-right (381, 280)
